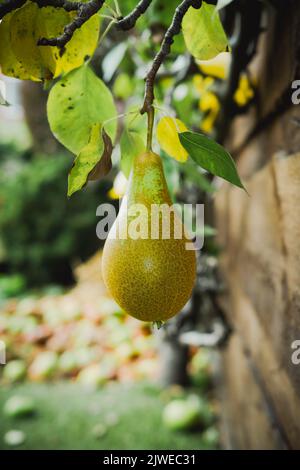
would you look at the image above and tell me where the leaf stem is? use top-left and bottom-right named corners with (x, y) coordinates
top-left (98, 18), bottom-right (117, 44)
top-left (113, 0), bottom-right (121, 17)
top-left (153, 104), bottom-right (174, 117)
top-left (99, 13), bottom-right (116, 21)
top-left (102, 110), bottom-right (140, 127)
top-left (116, 0), bottom-right (153, 31)
top-left (103, 1), bottom-right (117, 16)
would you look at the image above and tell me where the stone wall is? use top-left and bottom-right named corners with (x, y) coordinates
top-left (214, 0), bottom-right (300, 449)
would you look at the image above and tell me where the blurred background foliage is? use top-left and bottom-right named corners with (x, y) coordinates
top-left (0, 0), bottom-right (222, 450)
top-left (0, 143), bottom-right (113, 287)
top-left (0, 139), bottom-right (216, 293)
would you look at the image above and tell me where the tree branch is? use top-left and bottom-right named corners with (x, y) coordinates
top-left (37, 0), bottom-right (153, 51)
top-left (33, 0), bottom-right (80, 11)
top-left (1, 0), bottom-right (190, 66)
top-left (116, 0), bottom-right (153, 31)
top-left (0, 0), bottom-right (81, 19)
top-left (37, 0), bottom-right (105, 51)
top-left (140, 0), bottom-right (202, 114)
top-left (0, 0), bottom-right (26, 19)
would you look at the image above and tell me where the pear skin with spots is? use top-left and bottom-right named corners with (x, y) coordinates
top-left (102, 151), bottom-right (196, 322)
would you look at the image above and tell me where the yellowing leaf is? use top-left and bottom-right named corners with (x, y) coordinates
top-left (36, 6), bottom-right (72, 77)
top-left (11, 3), bottom-right (51, 80)
top-left (36, 7), bottom-right (101, 78)
top-left (2, 2), bottom-right (100, 81)
top-left (199, 91), bottom-right (220, 133)
top-left (234, 74), bottom-right (254, 106)
top-left (157, 117), bottom-right (188, 162)
top-left (0, 12), bottom-right (37, 81)
top-left (199, 92), bottom-right (219, 113)
top-left (182, 2), bottom-right (229, 60)
top-left (68, 123), bottom-right (104, 196)
top-left (197, 52), bottom-right (231, 79)
top-left (193, 75), bottom-right (214, 94)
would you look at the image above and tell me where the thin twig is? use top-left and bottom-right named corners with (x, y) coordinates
top-left (98, 18), bottom-right (116, 44)
top-left (104, 1), bottom-right (117, 16)
top-left (35, 0), bottom-right (153, 52)
top-left (33, 0), bottom-right (80, 10)
top-left (37, 0), bottom-right (105, 51)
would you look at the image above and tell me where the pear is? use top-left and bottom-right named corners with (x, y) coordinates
top-left (102, 151), bottom-right (196, 322)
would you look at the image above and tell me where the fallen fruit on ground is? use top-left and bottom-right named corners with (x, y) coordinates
top-left (102, 151), bottom-right (196, 322)
top-left (201, 426), bottom-right (219, 448)
top-left (3, 395), bottom-right (36, 418)
top-left (3, 359), bottom-right (27, 383)
top-left (28, 351), bottom-right (58, 381)
top-left (162, 395), bottom-right (212, 431)
top-left (4, 429), bottom-right (26, 446)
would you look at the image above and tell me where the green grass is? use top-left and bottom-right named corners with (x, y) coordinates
top-left (0, 381), bottom-right (214, 450)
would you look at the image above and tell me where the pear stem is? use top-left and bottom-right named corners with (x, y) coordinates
top-left (146, 106), bottom-right (155, 151)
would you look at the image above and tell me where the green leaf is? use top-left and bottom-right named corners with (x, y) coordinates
top-left (182, 2), bottom-right (229, 60)
top-left (68, 123), bottom-right (105, 197)
top-left (120, 128), bottom-right (145, 178)
top-left (47, 64), bottom-right (117, 154)
top-left (179, 131), bottom-right (245, 190)
top-left (113, 73), bottom-right (134, 99)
